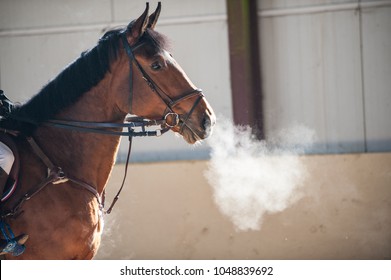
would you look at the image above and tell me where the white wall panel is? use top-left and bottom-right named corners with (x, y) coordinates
top-left (0, 32), bottom-right (100, 102)
top-left (260, 9), bottom-right (365, 153)
top-left (0, 0), bottom-right (112, 30)
top-left (113, 0), bottom-right (226, 21)
top-left (361, 6), bottom-right (391, 152)
top-left (259, 0), bottom-right (391, 153)
top-left (260, 0), bottom-right (358, 10)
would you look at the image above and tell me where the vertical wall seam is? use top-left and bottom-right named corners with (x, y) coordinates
top-left (358, 0), bottom-right (368, 152)
top-left (110, 0), bottom-right (115, 24)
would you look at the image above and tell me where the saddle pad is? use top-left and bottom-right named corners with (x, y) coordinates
top-left (0, 132), bottom-right (19, 202)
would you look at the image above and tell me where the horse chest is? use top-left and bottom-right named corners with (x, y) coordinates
top-left (9, 198), bottom-right (104, 259)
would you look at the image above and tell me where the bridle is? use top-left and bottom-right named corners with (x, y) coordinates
top-left (22, 31), bottom-right (207, 139)
top-left (45, 32), bottom-right (205, 139)
top-left (3, 29), bottom-right (207, 217)
top-left (121, 32), bottom-right (205, 138)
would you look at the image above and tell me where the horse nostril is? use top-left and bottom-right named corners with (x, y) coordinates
top-left (205, 112), bottom-right (216, 127)
top-left (202, 113), bottom-right (216, 138)
top-left (202, 115), bottom-right (211, 131)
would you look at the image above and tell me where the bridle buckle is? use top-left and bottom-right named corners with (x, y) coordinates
top-left (164, 112), bottom-right (179, 128)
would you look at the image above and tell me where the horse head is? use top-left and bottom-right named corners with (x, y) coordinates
top-left (112, 2), bottom-right (216, 144)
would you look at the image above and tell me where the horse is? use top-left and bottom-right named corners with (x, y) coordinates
top-left (0, 2), bottom-right (216, 259)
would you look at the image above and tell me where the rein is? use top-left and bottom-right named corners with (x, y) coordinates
top-left (44, 115), bottom-right (174, 137)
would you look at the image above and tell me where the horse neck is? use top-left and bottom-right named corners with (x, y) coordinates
top-left (33, 77), bottom-right (126, 195)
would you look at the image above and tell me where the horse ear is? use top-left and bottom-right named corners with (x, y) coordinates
top-left (128, 2), bottom-right (149, 40)
top-left (148, 2), bottom-right (161, 29)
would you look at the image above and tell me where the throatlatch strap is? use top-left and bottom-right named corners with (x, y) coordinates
top-left (121, 34), bottom-right (135, 113)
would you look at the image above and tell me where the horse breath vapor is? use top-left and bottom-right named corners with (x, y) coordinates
top-left (205, 119), bottom-right (315, 231)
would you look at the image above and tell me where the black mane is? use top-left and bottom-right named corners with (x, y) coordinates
top-left (2, 25), bottom-right (169, 136)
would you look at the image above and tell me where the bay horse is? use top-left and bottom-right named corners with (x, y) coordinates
top-left (0, 2), bottom-right (215, 259)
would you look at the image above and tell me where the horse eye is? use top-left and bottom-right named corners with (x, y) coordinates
top-left (151, 61), bottom-right (162, 71)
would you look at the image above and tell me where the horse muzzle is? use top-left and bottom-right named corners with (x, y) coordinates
top-left (179, 104), bottom-right (216, 144)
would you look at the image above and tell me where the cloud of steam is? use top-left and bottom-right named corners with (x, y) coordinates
top-left (205, 120), bottom-right (315, 231)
